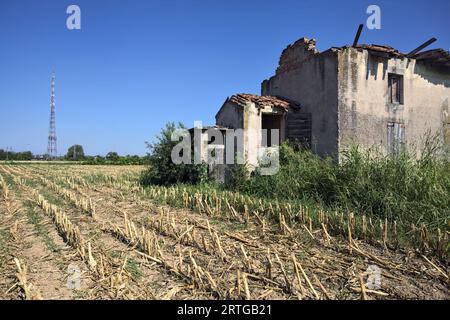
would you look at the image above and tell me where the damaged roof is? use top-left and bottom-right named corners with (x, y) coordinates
top-left (188, 125), bottom-right (230, 132)
top-left (354, 44), bottom-right (404, 58)
top-left (411, 48), bottom-right (450, 67)
top-left (275, 37), bottom-right (450, 72)
top-left (353, 44), bottom-right (450, 67)
top-left (227, 93), bottom-right (299, 110)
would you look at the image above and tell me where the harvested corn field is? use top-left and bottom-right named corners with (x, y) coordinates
top-left (0, 164), bottom-right (448, 300)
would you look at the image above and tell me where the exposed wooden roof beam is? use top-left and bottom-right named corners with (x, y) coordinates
top-left (407, 38), bottom-right (437, 57)
top-left (352, 24), bottom-right (364, 47)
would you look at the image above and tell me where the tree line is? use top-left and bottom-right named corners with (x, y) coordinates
top-left (0, 149), bottom-right (33, 161)
top-left (0, 145), bottom-right (146, 165)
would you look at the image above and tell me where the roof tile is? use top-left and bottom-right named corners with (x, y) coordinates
top-left (228, 93), bottom-right (298, 110)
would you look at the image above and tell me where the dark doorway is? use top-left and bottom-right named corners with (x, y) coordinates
top-left (262, 114), bottom-right (282, 147)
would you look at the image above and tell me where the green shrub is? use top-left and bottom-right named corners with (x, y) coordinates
top-left (140, 122), bottom-right (208, 186)
top-left (227, 161), bottom-right (248, 190)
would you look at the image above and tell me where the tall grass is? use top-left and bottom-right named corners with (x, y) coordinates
top-left (236, 142), bottom-right (450, 229)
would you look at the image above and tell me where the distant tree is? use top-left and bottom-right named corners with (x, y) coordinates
top-left (115, 154), bottom-right (143, 165)
top-left (106, 152), bottom-right (119, 162)
top-left (95, 155), bottom-right (106, 164)
top-left (129, 155), bottom-right (142, 164)
top-left (16, 151), bottom-right (33, 161)
top-left (66, 145), bottom-right (85, 160)
top-left (81, 154), bottom-right (146, 165)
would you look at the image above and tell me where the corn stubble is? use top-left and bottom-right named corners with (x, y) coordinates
top-left (0, 164), bottom-right (448, 300)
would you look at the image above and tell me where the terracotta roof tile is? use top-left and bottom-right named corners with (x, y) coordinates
top-left (227, 93), bottom-right (299, 110)
top-left (353, 44), bottom-right (449, 66)
top-left (412, 49), bottom-right (450, 67)
top-left (354, 44), bottom-right (404, 57)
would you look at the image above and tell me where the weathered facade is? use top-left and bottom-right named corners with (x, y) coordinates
top-left (215, 94), bottom-right (298, 168)
top-left (204, 37), bottom-right (450, 181)
top-left (260, 38), bottom-right (450, 160)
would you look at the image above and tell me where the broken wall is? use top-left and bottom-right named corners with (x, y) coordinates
top-left (262, 38), bottom-right (340, 158)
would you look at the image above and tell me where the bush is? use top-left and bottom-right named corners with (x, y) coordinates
top-left (140, 122), bottom-right (208, 186)
top-left (227, 163), bottom-right (248, 190)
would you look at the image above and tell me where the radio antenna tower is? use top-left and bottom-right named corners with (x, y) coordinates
top-left (47, 72), bottom-right (57, 159)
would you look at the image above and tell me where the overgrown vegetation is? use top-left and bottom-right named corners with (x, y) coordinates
top-left (227, 157), bottom-right (248, 190)
top-left (237, 142), bottom-right (450, 229)
top-left (141, 124), bottom-right (449, 233)
top-left (140, 122), bottom-right (208, 186)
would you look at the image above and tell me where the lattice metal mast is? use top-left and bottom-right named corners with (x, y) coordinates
top-left (47, 73), bottom-right (57, 158)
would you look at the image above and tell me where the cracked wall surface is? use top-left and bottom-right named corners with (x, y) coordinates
top-left (262, 37), bottom-right (450, 160)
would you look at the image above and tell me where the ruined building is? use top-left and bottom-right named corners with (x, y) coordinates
top-left (213, 36), bottom-right (450, 167)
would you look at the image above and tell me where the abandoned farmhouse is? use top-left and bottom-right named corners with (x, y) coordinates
top-left (195, 35), bottom-right (450, 177)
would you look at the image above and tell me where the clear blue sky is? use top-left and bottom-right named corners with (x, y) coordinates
top-left (0, 0), bottom-right (449, 156)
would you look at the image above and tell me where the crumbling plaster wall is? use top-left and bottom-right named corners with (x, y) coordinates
top-left (338, 47), bottom-right (450, 156)
top-left (262, 40), bottom-right (340, 159)
top-left (244, 104), bottom-right (286, 168)
top-left (215, 101), bottom-right (244, 129)
top-left (216, 101), bottom-right (286, 168)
